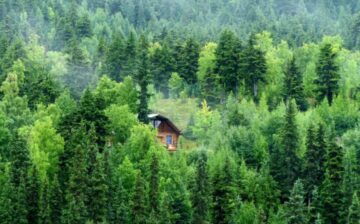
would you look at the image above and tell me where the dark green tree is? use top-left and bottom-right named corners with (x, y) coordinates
top-left (132, 173), bottom-right (148, 224)
top-left (104, 34), bottom-right (126, 81)
top-left (283, 57), bottom-right (307, 111)
top-left (192, 151), bottom-right (209, 224)
top-left (285, 179), bottom-right (308, 224)
top-left (241, 34), bottom-right (267, 103)
top-left (151, 43), bottom-right (173, 96)
top-left (212, 157), bottom-right (237, 224)
top-left (215, 30), bottom-right (242, 94)
top-left (178, 38), bottom-right (199, 86)
top-left (347, 192), bottom-right (360, 224)
top-left (315, 43), bottom-right (340, 105)
top-left (135, 35), bottom-right (151, 123)
top-left (303, 124), bottom-right (326, 198)
top-left (27, 165), bottom-right (41, 224)
top-left (149, 154), bottom-right (160, 214)
top-left (39, 178), bottom-right (51, 224)
top-left (271, 101), bottom-right (301, 200)
top-left (320, 132), bottom-right (344, 224)
top-left (49, 174), bottom-right (62, 224)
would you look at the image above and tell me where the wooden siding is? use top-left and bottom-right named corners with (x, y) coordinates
top-left (156, 120), bottom-right (179, 151)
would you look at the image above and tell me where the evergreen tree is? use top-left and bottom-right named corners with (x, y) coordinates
top-left (192, 151), bottom-right (209, 224)
top-left (104, 34), bottom-right (126, 81)
top-left (9, 134), bottom-right (30, 186)
top-left (178, 38), bottom-right (199, 86)
top-left (123, 32), bottom-right (138, 76)
top-left (13, 175), bottom-right (29, 224)
top-left (348, 192), bottom-right (360, 224)
top-left (135, 35), bottom-right (151, 123)
top-left (149, 154), bottom-right (160, 214)
top-left (39, 178), bottom-right (51, 224)
top-left (320, 132), bottom-right (344, 224)
top-left (49, 174), bottom-right (62, 224)
top-left (283, 57), bottom-right (307, 111)
top-left (215, 30), bottom-right (242, 94)
top-left (303, 124), bottom-right (326, 198)
top-left (285, 179), bottom-right (308, 224)
top-left (132, 173), bottom-right (148, 224)
top-left (212, 156), bottom-right (237, 224)
top-left (151, 43), bottom-right (173, 96)
top-left (88, 153), bottom-right (108, 223)
top-left (315, 43), bottom-right (340, 105)
top-left (241, 34), bottom-right (267, 103)
top-left (27, 165), bottom-right (41, 224)
top-left (61, 128), bottom-right (88, 223)
top-left (272, 101), bottom-right (301, 200)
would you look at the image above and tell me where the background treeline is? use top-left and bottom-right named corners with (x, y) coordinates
top-left (0, 0), bottom-right (360, 224)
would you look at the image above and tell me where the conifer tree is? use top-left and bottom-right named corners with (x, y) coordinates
top-left (88, 153), bottom-right (108, 223)
top-left (272, 101), bottom-right (301, 200)
top-left (212, 156), bottom-right (236, 224)
top-left (303, 124), bottom-right (326, 198)
top-left (9, 134), bottom-right (30, 186)
top-left (151, 43), bottom-right (173, 96)
top-left (348, 192), bottom-right (360, 224)
top-left (149, 154), bottom-right (160, 214)
top-left (283, 57), bottom-right (307, 111)
top-left (61, 128), bottom-right (88, 223)
top-left (178, 37), bottom-right (200, 86)
top-left (132, 173), bottom-right (148, 224)
top-left (241, 34), bottom-right (267, 103)
top-left (104, 34), bottom-right (126, 81)
top-left (215, 30), bottom-right (242, 94)
top-left (13, 176), bottom-right (28, 224)
top-left (192, 151), bottom-right (209, 224)
top-left (27, 165), bottom-right (41, 224)
top-left (39, 178), bottom-right (51, 224)
top-left (135, 35), bottom-right (151, 124)
top-left (285, 179), bottom-right (308, 224)
top-left (320, 132), bottom-right (344, 224)
top-left (315, 43), bottom-right (340, 105)
top-left (49, 174), bottom-right (62, 224)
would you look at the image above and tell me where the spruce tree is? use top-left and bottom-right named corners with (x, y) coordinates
top-left (178, 37), bottom-right (199, 86)
top-left (320, 132), bottom-right (344, 224)
top-left (151, 43), bottom-right (173, 96)
top-left (135, 35), bottom-right (151, 124)
top-left (192, 151), bottom-right (209, 224)
top-left (315, 43), bottom-right (340, 105)
top-left (132, 173), bottom-right (148, 224)
top-left (61, 128), bottom-right (88, 223)
top-left (104, 34), bottom-right (126, 81)
top-left (348, 192), bottom-right (360, 224)
top-left (303, 124), bottom-right (326, 198)
top-left (27, 165), bottom-right (41, 224)
top-left (272, 101), bottom-right (301, 200)
top-left (88, 153), bottom-right (108, 223)
top-left (49, 174), bottom-right (62, 224)
top-left (241, 34), bottom-right (267, 103)
top-left (283, 57), bottom-right (307, 111)
top-left (212, 157), bottom-right (236, 224)
top-left (39, 178), bottom-right (51, 224)
top-left (13, 175), bottom-right (28, 224)
top-left (215, 30), bottom-right (242, 94)
top-left (149, 154), bottom-right (160, 214)
top-left (9, 134), bottom-right (30, 186)
top-left (285, 179), bottom-right (308, 224)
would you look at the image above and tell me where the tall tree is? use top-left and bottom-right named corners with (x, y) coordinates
top-left (215, 30), bottom-right (242, 94)
top-left (283, 57), bottom-right (307, 111)
top-left (27, 165), bottom-right (41, 224)
top-left (320, 132), bottom-right (344, 224)
top-left (303, 124), bottom-right (326, 198)
top-left (315, 43), bottom-right (340, 105)
top-left (347, 192), bottom-right (360, 224)
top-left (132, 173), bottom-right (148, 224)
top-left (149, 154), bottom-right (160, 215)
top-left (241, 34), bottom-right (267, 103)
top-left (104, 34), bottom-right (126, 81)
top-left (211, 156), bottom-right (237, 224)
top-left (192, 151), bottom-right (209, 224)
top-left (178, 38), bottom-right (200, 87)
top-left (271, 101), bottom-right (301, 200)
top-left (135, 35), bottom-right (151, 123)
top-left (285, 179), bottom-right (308, 224)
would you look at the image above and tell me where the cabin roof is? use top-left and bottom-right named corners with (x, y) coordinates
top-left (148, 113), bottom-right (181, 135)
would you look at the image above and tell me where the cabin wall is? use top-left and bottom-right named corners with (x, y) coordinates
top-left (156, 121), bottom-right (179, 151)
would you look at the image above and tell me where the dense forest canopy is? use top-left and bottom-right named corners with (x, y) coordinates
top-left (0, 0), bottom-right (360, 224)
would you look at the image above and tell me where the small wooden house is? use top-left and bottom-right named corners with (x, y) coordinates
top-left (148, 114), bottom-right (181, 151)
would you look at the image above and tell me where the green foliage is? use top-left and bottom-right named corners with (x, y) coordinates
top-left (285, 179), bottom-right (308, 224)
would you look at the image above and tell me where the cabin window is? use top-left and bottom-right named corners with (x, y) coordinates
top-left (166, 135), bottom-right (172, 145)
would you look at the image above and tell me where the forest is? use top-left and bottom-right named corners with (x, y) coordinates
top-left (1, 0), bottom-right (360, 223)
